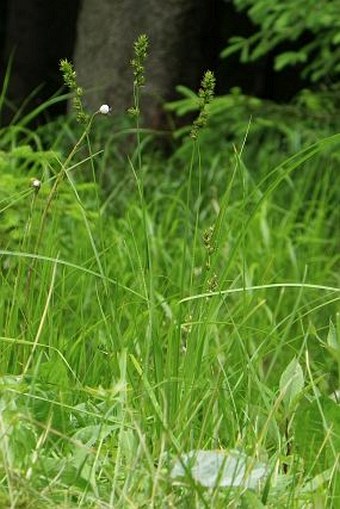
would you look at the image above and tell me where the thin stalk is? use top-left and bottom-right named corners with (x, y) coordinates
top-left (26, 113), bottom-right (97, 293)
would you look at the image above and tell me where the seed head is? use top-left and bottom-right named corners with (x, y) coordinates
top-left (99, 104), bottom-right (111, 115)
top-left (131, 34), bottom-right (149, 88)
top-left (59, 58), bottom-right (89, 123)
top-left (190, 70), bottom-right (216, 140)
top-left (31, 178), bottom-right (41, 192)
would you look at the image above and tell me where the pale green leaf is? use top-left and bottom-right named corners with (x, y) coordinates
top-left (327, 318), bottom-right (339, 351)
top-left (279, 357), bottom-right (304, 409)
top-left (171, 449), bottom-right (268, 490)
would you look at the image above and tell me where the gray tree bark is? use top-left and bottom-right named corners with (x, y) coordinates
top-left (74, 0), bottom-right (207, 127)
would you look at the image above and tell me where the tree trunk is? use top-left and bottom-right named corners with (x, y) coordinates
top-left (74, 0), bottom-right (207, 128)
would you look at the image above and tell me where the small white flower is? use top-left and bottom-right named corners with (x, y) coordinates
top-left (99, 104), bottom-right (111, 115)
top-left (31, 178), bottom-right (41, 190)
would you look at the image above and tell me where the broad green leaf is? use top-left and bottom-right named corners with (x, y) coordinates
top-left (171, 449), bottom-right (268, 490)
top-left (332, 32), bottom-right (340, 44)
top-left (327, 318), bottom-right (339, 351)
top-left (295, 397), bottom-right (340, 473)
top-left (325, 317), bottom-right (340, 362)
top-left (300, 468), bottom-right (333, 494)
top-left (38, 357), bottom-right (69, 389)
top-left (279, 357), bottom-right (304, 410)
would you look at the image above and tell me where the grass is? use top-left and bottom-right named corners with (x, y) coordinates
top-left (0, 62), bottom-right (340, 507)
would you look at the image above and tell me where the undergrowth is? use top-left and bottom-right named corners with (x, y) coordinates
top-left (0, 36), bottom-right (339, 508)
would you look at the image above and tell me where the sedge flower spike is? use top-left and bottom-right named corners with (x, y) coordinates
top-left (190, 70), bottom-right (216, 140)
top-left (59, 58), bottom-right (89, 123)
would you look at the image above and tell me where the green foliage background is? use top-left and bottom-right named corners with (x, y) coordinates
top-left (224, 0), bottom-right (340, 82)
top-left (0, 7), bottom-right (340, 507)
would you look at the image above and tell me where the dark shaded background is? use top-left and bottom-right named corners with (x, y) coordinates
top-left (0, 0), bottom-right (305, 125)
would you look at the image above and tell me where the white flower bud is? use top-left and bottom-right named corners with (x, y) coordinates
top-left (99, 104), bottom-right (111, 115)
top-left (31, 178), bottom-right (41, 190)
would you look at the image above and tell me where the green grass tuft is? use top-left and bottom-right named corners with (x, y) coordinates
top-left (0, 55), bottom-right (339, 508)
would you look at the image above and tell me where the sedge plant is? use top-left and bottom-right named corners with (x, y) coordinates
top-left (0, 35), bottom-right (339, 509)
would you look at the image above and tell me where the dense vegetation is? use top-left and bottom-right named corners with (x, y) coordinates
top-left (0, 24), bottom-right (339, 509)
